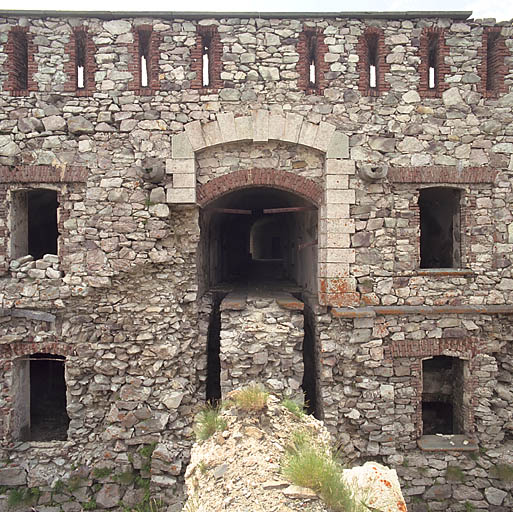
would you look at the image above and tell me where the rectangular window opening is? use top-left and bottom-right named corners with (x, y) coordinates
top-left (202, 34), bottom-right (212, 87)
top-left (11, 189), bottom-right (59, 261)
top-left (139, 30), bottom-right (151, 88)
top-left (428, 33), bottom-right (439, 90)
top-left (419, 187), bottom-right (461, 269)
top-left (486, 31), bottom-right (500, 93)
top-left (13, 30), bottom-right (29, 90)
top-left (422, 356), bottom-right (465, 435)
top-left (367, 34), bottom-right (378, 89)
top-left (13, 354), bottom-right (69, 442)
top-left (75, 31), bottom-right (86, 89)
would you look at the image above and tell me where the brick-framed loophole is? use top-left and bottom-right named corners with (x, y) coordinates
top-left (4, 26), bottom-right (38, 96)
top-left (297, 27), bottom-right (328, 95)
top-left (357, 27), bottom-right (390, 97)
top-left (128, 24), bottom-right (162, 95)
top-left (478, 27), bottom-right (509, 98)
top-left (418, 27), bottom-right (449, 98)
top-left (191, 25), bottom-right (223, 91)
top-left (63, 27), bottom-right (97, 96)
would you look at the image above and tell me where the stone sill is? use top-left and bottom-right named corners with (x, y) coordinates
top-left (418, 434), bottom-right (478, 452)
top-left (415, 268), bottom-right (474, 277)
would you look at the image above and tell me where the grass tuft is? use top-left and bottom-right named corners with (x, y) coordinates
top-left (446, 465), bottom-right (465, 482)
top-left (194, 405), bottom-right (227, 442)
top-left (282, 397), bottom-right (305, 419)
top-left (491, 463), bottom-right (513, 483)
top-left (231, 384), bottom-right (269, 412)
top-left (282, 432), bottom-right (365, 512)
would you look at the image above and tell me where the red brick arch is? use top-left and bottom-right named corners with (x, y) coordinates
top-left (0, 341), bottom-right (74, 361)
top-left (197, 168), bottom-right (323, 207)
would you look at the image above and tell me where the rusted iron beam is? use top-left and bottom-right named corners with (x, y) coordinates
top-left (298, 240), bottom-right (318, 251)
top-left (263, 206), bottom-right (316, 214)
top-left (207, 208), bottom-right (252, 215)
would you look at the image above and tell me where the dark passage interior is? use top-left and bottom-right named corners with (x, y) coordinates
top-left (419, 187), bottom-right (460, 269)
top-left (206, 292), bottom-right (224, 404)
top-left (199, 187), bottom-right (318, 294)
top-left (28, 190), bottom-right (59, 260)
top-left (422, 355), bottom-right (465, 435)
top-left (302, 299), bottom-right (321, 418)
top-left (29, 353), bottom-right (69, 441)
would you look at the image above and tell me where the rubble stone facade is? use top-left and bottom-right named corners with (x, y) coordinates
top-left (0, 9), bottom-right (512, 511)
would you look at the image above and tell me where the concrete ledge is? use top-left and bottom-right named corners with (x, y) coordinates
top-left (220, 293), bottom-right (247, 311)
top-left (331, 304), bottom-right (513, 318)
top-left (416, 269), bottom-right (475, 277)
top-left (0, 308), bottom-right (56, 322)
top-left (276, 293), bottom-right (304, 311)
top-left (418, 435), bottom-right (478, 452)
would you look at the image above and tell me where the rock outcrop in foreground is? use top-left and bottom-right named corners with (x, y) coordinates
top-left (183, 393), bottom-right (406, 511)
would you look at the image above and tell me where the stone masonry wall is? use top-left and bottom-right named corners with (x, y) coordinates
top-left (0, 10), bottom-right (512, 512)
top-left (219, 293), bottom-right (304, 395)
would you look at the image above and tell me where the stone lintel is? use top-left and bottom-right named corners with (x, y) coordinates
top-left (276, 293), bottom-right (304, 311)
top-left (2, 309), bottom-right (56, 322)
top-left (268, 113), bottom-right (285, 141)
top-left (298, 121), bottom-right (318, 148)
top-left (220, 292), bottom-right (247, 311)
top-left (418, 435), bottom-right (478, 452)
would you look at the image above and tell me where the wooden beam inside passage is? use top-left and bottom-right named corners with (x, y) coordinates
top-left (298, 240), bottom-right (318, 251)
top-left (207, 208), bottom-right (252, 215)
top-left (263, 206), bottom-right (316, 214)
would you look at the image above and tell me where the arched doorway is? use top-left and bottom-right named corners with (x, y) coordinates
top-left (199, 186), bottom-right (318, 294)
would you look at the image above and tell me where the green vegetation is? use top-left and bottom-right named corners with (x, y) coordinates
top-left (131, 497), bottom-right (165, 512)
top-left (7, 487), bottom-right (40, 509)
top-left (281, 397), bottom-right (305, 418)
top-left (92, 467), bottom-right (113, 479)
top-left (464, 501), bottom-right (475, 512)
top-left (491, 463), bottom-right (513, 483)
top-left (281, 431), bottom-right (366, 512)
top-left (115, 470), bottom-right (137, 485)
top-left (230, 384), bottom-right (269, 412)
top-left (446, 465), bottom-right (465, 482)
top-left (83, 499), bottom-right (97, 510)
top-left (194, 405), bottom-right (227, 441)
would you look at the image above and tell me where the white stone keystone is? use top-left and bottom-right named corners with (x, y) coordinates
top-left (217, 112), bottom-right (238, 143)
top-left (282, 113), bottom-right (303, 144)
top-left (268, 113), bottom-right (286, 141)
top-left (184, 120), bottom-right (207, 151)
top-left (172, 133), bottom-right (194, 159)
top-left (253, 110), bottom-right (270, 142)
top-left (203, 121), bottom-right (223, 147)
top-left (299, 121), bottom-right (319, 148)
top-left (313, 122), bottom-right (337, 152)
top-left (235, 116), bottom-right (253, 141)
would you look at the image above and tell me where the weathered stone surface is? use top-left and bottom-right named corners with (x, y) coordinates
top-left (42, 115), bottom-right (66, 131)
top-left (67, 116), bottom-right (95, 135)
top-left (96, 484), bottom-right (121, 508)
top-left (0, 467), bottom-right (27, 486)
